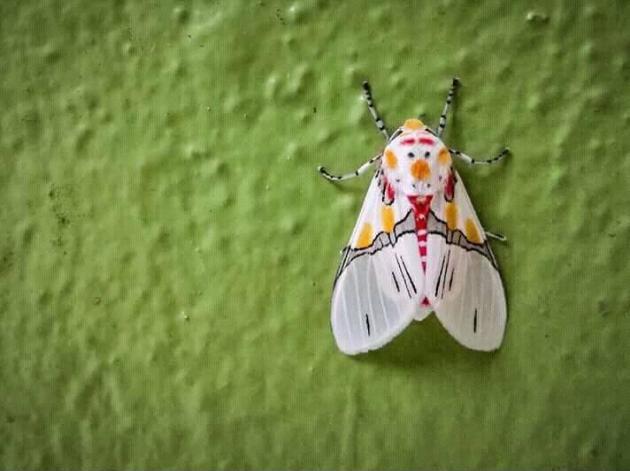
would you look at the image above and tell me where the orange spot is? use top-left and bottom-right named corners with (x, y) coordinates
top-left (384, 149), bottom-right (397, 169)
top-left (438, 147), bottom-right (452, 165)
top-left (465, 218), bottom-right (483, 243)
top-left (356, 223), bottom-right (373, 248)
top-left (381, 206), bottom-right (395, 233)
top-left (410, 160), bottom-right (431, 181)
top-left (403, 118), bottom-right (424, 130)
top-left (445, 202), bottom-right (458, 230)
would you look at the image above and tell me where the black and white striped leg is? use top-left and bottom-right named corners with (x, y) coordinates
top-left (436, 77), bottom-right (460, 137)
top-left (362, 81), bottom-right (389, 140)
top-left (486, 231), bottom-right (507, 242)
top-left (317, 153), bottom-right (382, 182)
top-left (450, 147), bottom-right (510, 165)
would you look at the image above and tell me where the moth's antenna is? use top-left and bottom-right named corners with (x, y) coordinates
top-left (436, 77), bottom-right (460, 137)
top-left (362, 81), bottom-right (389, 140)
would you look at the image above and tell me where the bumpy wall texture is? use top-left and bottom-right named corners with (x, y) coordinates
top-left (1, 1), bottom-right (629, 469)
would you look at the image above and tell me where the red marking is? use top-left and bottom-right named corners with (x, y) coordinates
top-left (408, 195), bottom-right (432, 219)
top-left (380, 175), bottom-right (396, 204)
top-left (444, 169), bottom-right (456, 202)
top-left (386, 181), bottom-right (395, 202)
top-left (421, 297), bottom-right (431, 306)
top-left (401, 138), bottom-right (416, 145)
top-left (419, 137), bottom-right (434, 146)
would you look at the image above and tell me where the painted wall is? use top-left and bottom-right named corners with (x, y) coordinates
top-left (1, 0), bottom-right (629, 469)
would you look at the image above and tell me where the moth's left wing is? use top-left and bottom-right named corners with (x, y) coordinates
top-left (331, 170), bottom-right (425, 355)
top-left (426, 170), bottom-right (506, 351)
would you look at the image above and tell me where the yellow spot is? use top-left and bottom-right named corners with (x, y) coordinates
top-left (381, 206), bottom-right (395, 233)
top-left (445, 202), bottom-right (458, 231)
top-left (356, 223), bottom-right (373, 248)
top-left (384, 149), bottom-right (397, 169)
top-left (438, 147), bottom-right (452, 165)
top-left (465, 218), bottom-right (483, 244)
top-left (403, 118), bottom-right (424, 130)
top-left (410, 159), bottom-right (431, 181)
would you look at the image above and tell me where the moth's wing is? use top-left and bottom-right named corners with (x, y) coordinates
top-left (426, 170), bottom-right (506, 351)
top-left (331, 171), bottom-right (424, 355)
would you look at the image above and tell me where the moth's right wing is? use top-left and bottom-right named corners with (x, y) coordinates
top-left (426, 170), bottom-right (506, 351)
top-left (331, 170), bottom-right (424, 355)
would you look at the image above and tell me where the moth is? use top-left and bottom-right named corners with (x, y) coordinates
top-left (318, 78), bottom-right (508, 354)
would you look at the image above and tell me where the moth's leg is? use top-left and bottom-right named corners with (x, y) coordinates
top-left (450, 147), bottom-right (510, 165)
top-left (436, 77), bottom-right (460, 137)
top-left (485, 231), bottom-right (507, 242)
top-left (318, 154), bottom-right (382, 182)
top-left (362, 81), bottom-right (389, 140)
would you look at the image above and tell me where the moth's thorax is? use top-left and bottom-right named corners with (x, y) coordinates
top-left (382, 120), bottom-right (452, 198)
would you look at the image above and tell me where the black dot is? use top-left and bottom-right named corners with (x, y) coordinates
top-left (424, 151), bottom-right (431, 158)
top-left (407, 152), bottom-right (414, 158)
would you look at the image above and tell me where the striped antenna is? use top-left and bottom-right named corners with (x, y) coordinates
top-left (362, 81), bottom-right (389, 140)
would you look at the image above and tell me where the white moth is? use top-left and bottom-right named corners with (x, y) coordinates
top-left (318, 78), bottom-right (508, 354)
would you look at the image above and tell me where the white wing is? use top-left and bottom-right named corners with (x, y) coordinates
top-left (426, 170), bottom-right (506, 351)
top-left (331, 170), bottom-right (425, 355)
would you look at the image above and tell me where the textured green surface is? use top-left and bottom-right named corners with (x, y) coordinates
top-left (2, 0), bottom-right (630, 469)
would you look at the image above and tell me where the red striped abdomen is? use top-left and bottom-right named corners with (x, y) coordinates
top-left (408, 195), bottom-right (433, 307)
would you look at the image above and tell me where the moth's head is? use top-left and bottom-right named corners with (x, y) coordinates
top-left (382, 119), bottom-right (452, 197)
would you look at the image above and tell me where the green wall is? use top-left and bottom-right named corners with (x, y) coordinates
top-left (2, 0), bottom-right (629, 469)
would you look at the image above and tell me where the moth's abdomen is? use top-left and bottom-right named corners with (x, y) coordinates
top-left (408, 195), bottom-right (433, 307)
top-left (407, 195), bottom-right (433, 270)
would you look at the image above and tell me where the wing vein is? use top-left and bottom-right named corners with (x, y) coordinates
top-left (395, 254), bottom-right (412, 298)
top-left (400, 256), bottom-right (417, 294)
top-left (340, 279), bottom-right (353, 351)
top-left (377, 267), bottom-right (391, 330)
top-left (440, 249), bottom-right (451, 299)
top-left (391, 271), bottom-right (400, 293)
top-left (351, 265), bottom-right (368, 342)
top-left (435, 254), bottom-right (446, 297)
